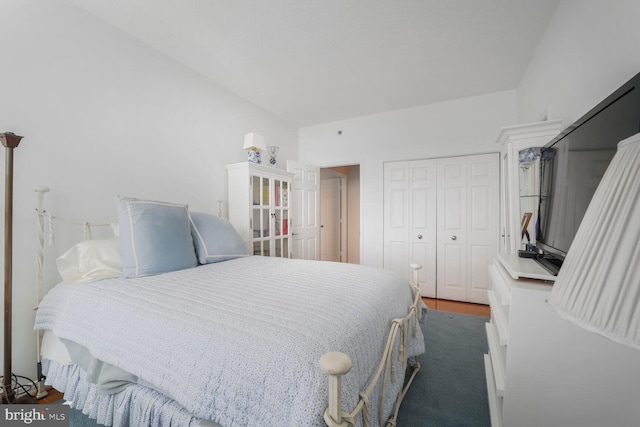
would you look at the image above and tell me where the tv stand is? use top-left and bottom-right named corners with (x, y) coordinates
top-left (496, 253), bottom-right (556, 281)
top-left (533, 255), bottom-right (561, 276)
top-left (485, 254), bottom-right (640, 427)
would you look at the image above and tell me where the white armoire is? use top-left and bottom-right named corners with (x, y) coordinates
top-left (383, 153), bottom-right (499, 303)
top-left (495, 120), bottom-right (563, 254)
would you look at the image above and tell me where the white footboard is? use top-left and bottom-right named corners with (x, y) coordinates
top-left (320, 264), bottom-right (424, 427)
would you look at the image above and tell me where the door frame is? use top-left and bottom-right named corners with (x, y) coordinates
top-left (318, 162), bottom-right (362, 264)
top-left (320, 170), bottom-right (347, 262)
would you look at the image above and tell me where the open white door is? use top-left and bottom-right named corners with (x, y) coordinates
top-left (287, 160), bottom-right (320, 260)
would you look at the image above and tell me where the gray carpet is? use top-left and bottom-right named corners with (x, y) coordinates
top-left (68, 309), bottom-right (490, 426)
top-left (396, 309), bottom-right (490, 426)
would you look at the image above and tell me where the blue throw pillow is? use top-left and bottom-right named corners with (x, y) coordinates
top-left (117, 196), bottom-right (198, 277)
top-left (190, 211), bottom-right (249, 264)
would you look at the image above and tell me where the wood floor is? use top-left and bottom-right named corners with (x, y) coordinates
top-left (422, 297), bottom-right (490, 317)
top-left (37, 387), bottom-right (64, 404)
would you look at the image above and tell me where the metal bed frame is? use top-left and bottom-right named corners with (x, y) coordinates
top-left (33, 186), bottom-right (424, 427)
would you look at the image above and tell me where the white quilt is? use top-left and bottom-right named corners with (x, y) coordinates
top-left (35, 256), bottom-right (425, 426)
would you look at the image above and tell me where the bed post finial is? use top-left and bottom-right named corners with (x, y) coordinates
top-left (320, 351), bottom-right (353, 427)
top-left (410, 263), bottom-right (422, 287)
top-left (216, 200), bottom-right (223, 218)
top-left (34, 186), bottom-right (50, 210)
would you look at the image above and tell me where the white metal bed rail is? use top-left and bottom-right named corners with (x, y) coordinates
top-left (320, 264), bottom-right (424, 427)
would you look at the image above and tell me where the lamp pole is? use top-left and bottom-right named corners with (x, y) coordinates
top-left (0, 132), bottom-right (22, 403)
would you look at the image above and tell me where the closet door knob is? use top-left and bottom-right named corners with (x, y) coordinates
top-left (451, 235), bottom-right (457, 241)
top-left (417, 234), bottom-right (423, 240)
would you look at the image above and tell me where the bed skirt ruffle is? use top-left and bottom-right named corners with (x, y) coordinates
top-left (42, 359), bottom-right (204, 427)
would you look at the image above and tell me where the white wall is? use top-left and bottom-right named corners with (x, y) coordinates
top-left (299, 90), bottom-right (517, 267)
top-left (518, 0), bottom-right (640, 125)
top-left (513, 2), bottom-right (640, 425)
top-left (0, 0), bottom-right (298, 380)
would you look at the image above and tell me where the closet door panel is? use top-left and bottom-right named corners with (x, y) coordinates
top-left (437, 158), bottom-right (467, 301)
top-left (388, 241), bottom-right (408, 277)
top-left (409, 160), bottom-right (437, 297)
top-left (390, 189), bottom-right (407, 228)
top-left (384, 162), bottom-right (410, 281)
top-left (467, 153), bottom-right (500, 304)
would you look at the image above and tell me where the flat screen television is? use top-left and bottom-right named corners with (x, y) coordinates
top-left (535, 72), bottom-right (640, 275)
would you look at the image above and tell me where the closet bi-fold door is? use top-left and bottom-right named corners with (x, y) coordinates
top-left (383, 160), bottom-right (437, 297)
top-left (436, 153), bottom-right (499, 304)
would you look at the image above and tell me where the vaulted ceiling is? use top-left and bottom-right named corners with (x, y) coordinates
top-left (69, 0), bottom-right (561, 126)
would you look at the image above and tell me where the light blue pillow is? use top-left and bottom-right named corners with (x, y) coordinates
top-left (117, 196), bottom-right (197, 277)
top-left (190, 211), bottom-right (249, 264)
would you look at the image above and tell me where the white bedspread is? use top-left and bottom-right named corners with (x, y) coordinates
top-left (35, 256), bottom-right (425, 426)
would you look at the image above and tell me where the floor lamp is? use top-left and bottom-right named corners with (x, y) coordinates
top-left (1, 132), bottom-right (23, 403)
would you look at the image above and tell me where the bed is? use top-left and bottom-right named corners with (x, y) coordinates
top-left (33, 190), bottom-right (426, 427)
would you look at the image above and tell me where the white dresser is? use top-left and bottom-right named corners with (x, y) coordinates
top-left (485, 253), bottom-right (640, 427)
top-left (484, 253), bottom-right (554, 426)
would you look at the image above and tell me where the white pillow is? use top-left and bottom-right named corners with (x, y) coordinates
top-left (110, 222), bottom-right (120, 237)
top-left (190, 211), bottom-right (248, 264)
top-left (116, 196), bottom-right (198, 277)
top-left (56, 238), bottom-right (123, 284)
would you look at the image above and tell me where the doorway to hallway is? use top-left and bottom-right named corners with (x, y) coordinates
top-left (320, 165), bottom-right (360, 264)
